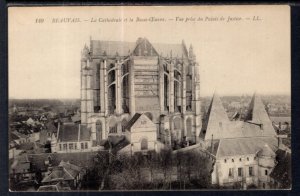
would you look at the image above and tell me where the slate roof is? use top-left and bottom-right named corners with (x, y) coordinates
top-left (57, 123), bottom-right (91, 142)
top-left (245, 94), bottom-right (275, 128)
top-left (269, 149), bottom-right (291, 187)
top-left (90, 38), bottom-right (187, 58)
top-left (202, 93), bottom-right (230, 140)
top-left (202, 93), bottom-right (277, 140)
top-left (125, 113), bottom-right (142, 130)
top-left (215, 136), bottom-right (277, 158)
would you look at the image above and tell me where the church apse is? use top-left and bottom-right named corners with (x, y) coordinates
top-left (80, 37), bottom-right (201, 147)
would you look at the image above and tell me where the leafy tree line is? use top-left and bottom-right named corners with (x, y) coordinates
top-left (104, 149), bottom-right (213, 190)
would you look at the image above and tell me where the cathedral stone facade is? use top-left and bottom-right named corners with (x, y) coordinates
top-left (80, 37), bottom-right (201, 148)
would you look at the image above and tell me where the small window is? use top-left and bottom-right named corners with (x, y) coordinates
top-left (69, 143), bottom-right (73, 150)
top-left (141, 120), bottom-right (147, 125)
top-left (59, 144), bottom-right (62, 151)
top-left (265, 170), bottom-right (268, 176)
top-left (74, 143), bottom-right (77, 150)
top-left (224, 159), bottom-right (227, 163)
top-left (81, 143), bottom-right (84, 149)
top-left (232, 159), bottom-right (234, 163)
top-left (229, 168), bottom-right (234, 177)
top-left (85, 142), bottom-right (88, 149)
top-left (247, 157), bottom-right (249, 161)
top-left (239, 158), bottom-right (242, 162)
top-left (63, 144), bottom-right (67, 150)
top-left (263, 183), bottom-right (265, 189)
top-left (249, 167), bottom-right (253, 176)
top-left (238, 168), bottom-right (243, 177)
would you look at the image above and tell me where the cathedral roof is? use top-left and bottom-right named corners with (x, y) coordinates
top-left (90, 38), bottom-right (187, 58)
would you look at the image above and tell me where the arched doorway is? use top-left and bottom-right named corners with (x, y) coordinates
top-left (141, 138), bottom-right (148, 150)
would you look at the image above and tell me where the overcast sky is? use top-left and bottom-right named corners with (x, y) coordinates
top-left (9, 5), bottom-right (290, 99)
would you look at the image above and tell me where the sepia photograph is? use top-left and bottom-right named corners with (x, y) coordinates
top-left (8, 5), bottom-right (291, 191)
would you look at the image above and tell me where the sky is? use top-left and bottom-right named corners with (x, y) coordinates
top-left (9, 5), bottom-right (290, 99)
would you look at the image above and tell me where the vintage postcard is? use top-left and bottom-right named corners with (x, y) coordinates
top-left (8, 5), bottom-right (291, 191)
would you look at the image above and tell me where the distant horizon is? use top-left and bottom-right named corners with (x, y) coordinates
top-left (8, 92), bottom-right (291, 100)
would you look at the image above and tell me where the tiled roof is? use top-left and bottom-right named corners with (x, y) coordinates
top-left (57, 123), bottom-right (90, 142)
top-left (90, 38), bottom-right (187, 58)
top-left (269, 149), bottom-right (291, 186)
top-left (216, 136), bottom-right (278, 158)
